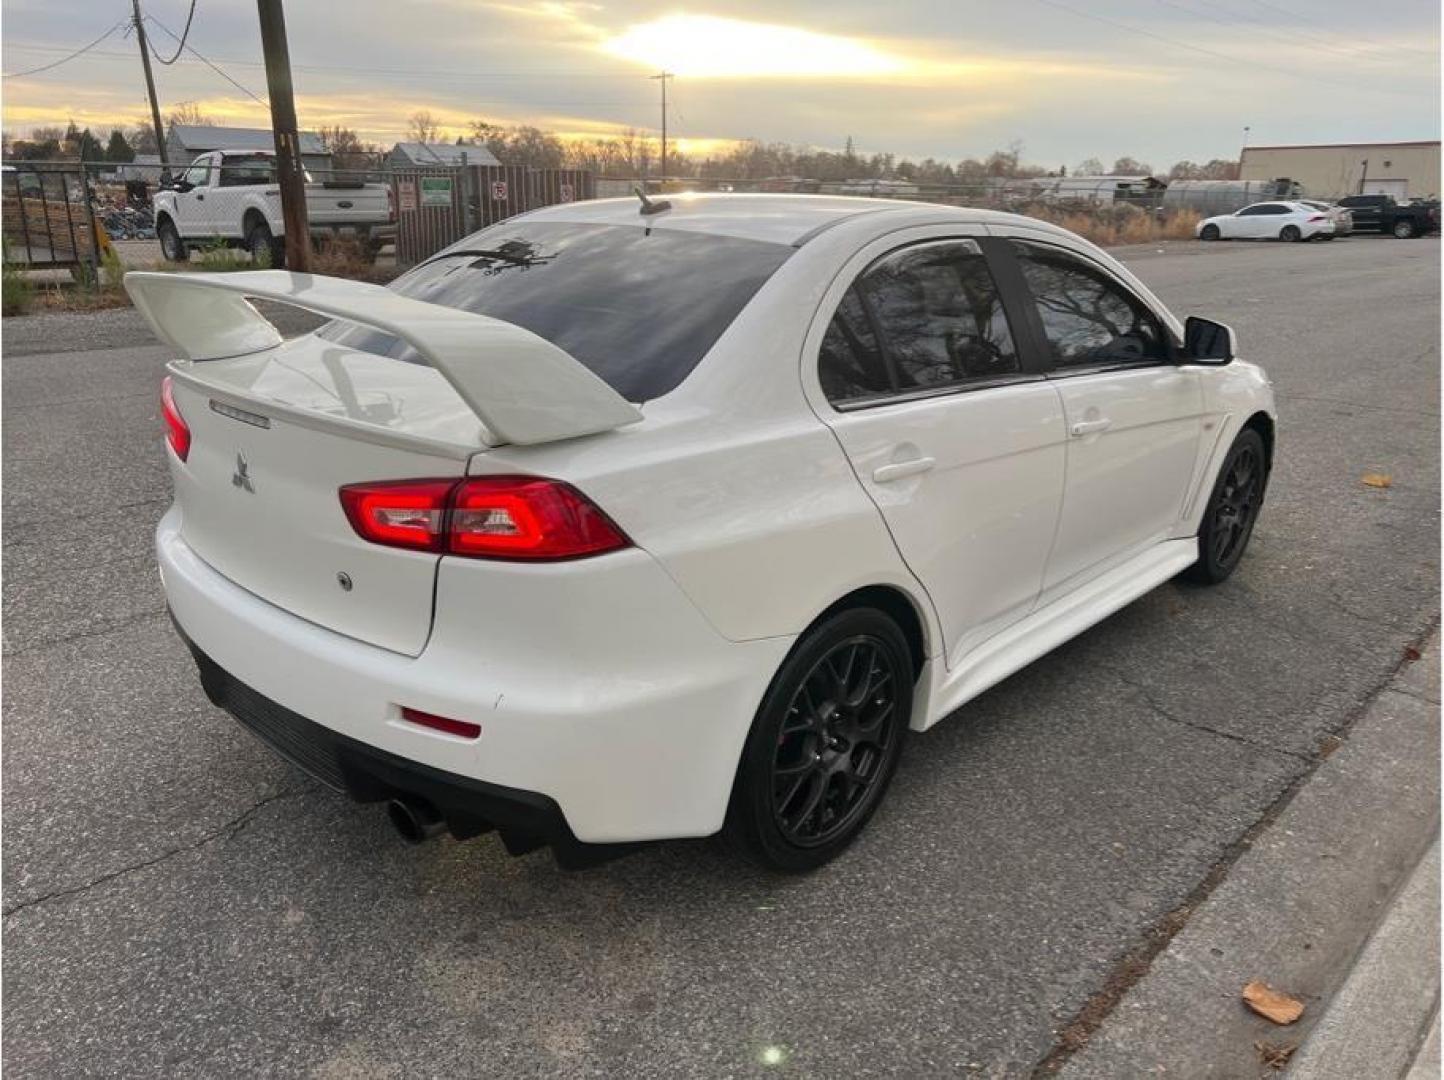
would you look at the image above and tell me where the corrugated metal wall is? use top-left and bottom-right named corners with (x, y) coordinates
top-left (392, 166), bottom-right (594, 268)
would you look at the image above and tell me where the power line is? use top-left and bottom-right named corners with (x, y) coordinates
top-left (144, 13), bottom-right (267, 106)
top-left (1030, 0), bottom-right (1422, 97)
top-left (3, 42), bottom-right (652, 80)
top-left (148, 0), bottom-right (198, 65)
top-left (1155, 0), bottom-right (1400, 66)
top-left (1243, 0), bottom-right (1439, 59)
top-left (1, 20), bottom-right (127, 78)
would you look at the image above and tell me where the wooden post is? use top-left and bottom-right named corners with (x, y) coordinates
top-left (257, 0), bottom-right (311, 271)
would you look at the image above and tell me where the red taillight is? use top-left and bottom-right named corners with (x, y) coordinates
top-left (339, 478), bottom-right (454, 552)
top-left (1308, 214), bottom-right (1327, 222)
top-left (400, 706), bottom-right (480, 739)
top-left (338, 475), bottom-right (631, 561)
top-left (161, 375), bottom-right (191, 461)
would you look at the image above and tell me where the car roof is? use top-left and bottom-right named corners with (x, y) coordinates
top-left (515, 192), bottom-right (1054, 246)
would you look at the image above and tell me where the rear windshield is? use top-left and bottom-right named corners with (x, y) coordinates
top-left (318, 221), bottom-right (794, 401)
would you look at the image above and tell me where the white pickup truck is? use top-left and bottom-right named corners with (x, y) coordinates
top-left (153, 150), bottom-right (394, 266)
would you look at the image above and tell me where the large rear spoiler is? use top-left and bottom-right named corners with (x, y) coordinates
top-left (123, 270), bottom-right (642, 446)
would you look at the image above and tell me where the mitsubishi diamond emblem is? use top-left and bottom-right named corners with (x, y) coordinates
top-left (232, 452), bottom-right (255, 493)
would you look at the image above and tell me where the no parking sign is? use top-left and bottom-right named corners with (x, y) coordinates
top-left (491, 180), bottom-right (508, 202)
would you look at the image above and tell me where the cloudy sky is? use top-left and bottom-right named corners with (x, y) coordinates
top-left (2, 0), bottom-right (1438, 169)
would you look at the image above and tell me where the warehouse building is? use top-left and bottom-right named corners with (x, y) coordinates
top-left (165, 125), bottom-right (331, 174)
top-left (1240, 140), bottom-right (1440, 201)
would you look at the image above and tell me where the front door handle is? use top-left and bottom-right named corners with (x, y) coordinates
top-left (1070, 417), bottom-right (1113, 437)
top-left (872, 456), bottom-right (936, 483)
top-left (195, 194), bottom-right (205, 201)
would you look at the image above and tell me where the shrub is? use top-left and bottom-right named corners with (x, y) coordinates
top-left (2, 257), bottom-right (34, 316)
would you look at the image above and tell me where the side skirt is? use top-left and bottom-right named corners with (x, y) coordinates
top-left (919, 538), bottom-right (1198, 730)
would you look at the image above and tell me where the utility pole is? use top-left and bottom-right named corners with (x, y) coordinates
top-left (650, 71), bottom-right (672, 187)
top-left (131, 0), bottom-right (171, 183)
top-left (257, 0), bottom-right (310, 271)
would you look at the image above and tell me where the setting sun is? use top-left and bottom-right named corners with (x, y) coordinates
top-left (600, 14), bottom-right (906, 78)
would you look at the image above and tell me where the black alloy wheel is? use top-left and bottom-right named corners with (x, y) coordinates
top-left (1200, 224), bottom-right (1220, 241)
top-left (725, 608), bottom-right (912, 871)
top-left (1186, 428), bottom-right (1266, 584)
top-left (1280, 224), bottom-right (1302, 242)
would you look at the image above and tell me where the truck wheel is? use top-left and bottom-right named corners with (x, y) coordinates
top-left (247, 223), bottom-right (284, 268)
top-left (1279, 225), bottom-right (1302, 242)
top-left (157, 218), bottom-right (187, 263)
top-left (1393, 219), bottom-right (1416, 239)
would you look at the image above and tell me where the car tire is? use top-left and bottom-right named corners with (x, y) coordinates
top-left (1279, 225), bottom-right (1302, 242)
top-left (156, 217), bottom-right (187, 263)
top-left (1393, 219), bottom-right (1416, 239)
top-left (1199, 224), bottom-right (1220, 241)
top-left (1184, 428), bottom-right (1267, 585)
top-left (247, 223), bottom-right (284, 268)
top-left (723, 607), bottom-right (913, 872)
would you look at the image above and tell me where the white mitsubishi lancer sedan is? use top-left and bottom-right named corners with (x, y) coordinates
top-left (129, 194), bottom-right (1275, 872)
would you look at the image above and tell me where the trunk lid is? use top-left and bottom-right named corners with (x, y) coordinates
top-left (167, 338), bottom-right (482, 655)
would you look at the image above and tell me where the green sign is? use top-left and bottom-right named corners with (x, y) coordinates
top-left (420, 176), bottom-right (453, 208)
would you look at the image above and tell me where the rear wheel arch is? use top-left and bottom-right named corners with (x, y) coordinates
top-left (242, 208), bottom-right (268, 238)
top-left (806, 585), bottom-right (930, 680)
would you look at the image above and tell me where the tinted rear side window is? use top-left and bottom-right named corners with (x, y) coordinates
top-left (318, 221), bottom-right (793, 401)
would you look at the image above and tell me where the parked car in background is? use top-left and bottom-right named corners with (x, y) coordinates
top-left (1335, 194), bottom-right (1439, 238)
top-left (1196, 201), bottom-right (1336, 242)
top-left (127, 195), bottom-right (1275, 872)
top-left (153, 150), bottom-right (395, 266)
top-left (1299, 199), bottom-right (1353, 237)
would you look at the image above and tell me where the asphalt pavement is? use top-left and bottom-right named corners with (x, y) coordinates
top-left (3, 234), bottom-right (1439, 1078)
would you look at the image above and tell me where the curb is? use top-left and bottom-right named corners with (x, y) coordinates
top-left (1053, 629), bottom-right (1440, 1078)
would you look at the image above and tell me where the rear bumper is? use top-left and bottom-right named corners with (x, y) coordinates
top-left (178, 631), bottom-right (628, 867)
top-left (157, 506), bottom-right (793, 846)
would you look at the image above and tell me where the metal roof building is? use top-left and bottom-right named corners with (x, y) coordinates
top-left (389, 142), bottom-right (502, 168)
top-left (165, 124), bottom-right (331, 173)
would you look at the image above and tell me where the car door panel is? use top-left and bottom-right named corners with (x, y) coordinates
top-left (831, 385), bottom-right (1067, 662)
top-left (1004, 238), bottom-right (1205, 594)
top-left (1045, 368), bottom-right (1203, 591)
top-left (804, 234), bottom-right (1068, 669)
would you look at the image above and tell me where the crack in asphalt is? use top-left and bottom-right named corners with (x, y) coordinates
top-left (1099, 662), bottom-right (1312, 763)
top-left (2, 788), bottom-right (304, 921)
top-left (1280, 393), bottom-right (1441, 418)
top-left (3, 608), bottom-right (171, 657)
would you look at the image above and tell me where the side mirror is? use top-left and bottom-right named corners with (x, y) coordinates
top-left (1183, 316), bottom-right (1235, 365)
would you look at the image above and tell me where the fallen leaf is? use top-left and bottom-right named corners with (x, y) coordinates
top-left (1361, 473), bottom-right (1393, 489)
top-left (1404, 646), bottom-right (1423, 663)
top-left (1243, 981), bottom-right (1305, 1025)
top-left (1255, 1040), bottom-right (1297, 1069)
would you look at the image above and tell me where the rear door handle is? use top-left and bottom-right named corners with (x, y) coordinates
top-left (872, 456), bottom-right (936, 483)
top-left (1070, 418), bottom-right (1113, 437)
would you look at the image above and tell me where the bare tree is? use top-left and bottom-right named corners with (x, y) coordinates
top-left (407, 110), bottom-right (442, 144)
top-left (1111, 156), bottom-right (1153, 176)
top-left (166, 102), bottom-right (213, 128)
top-left (1074, 157), bottom-right (1105, 176)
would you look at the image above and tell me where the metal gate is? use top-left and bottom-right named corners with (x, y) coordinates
top-left (392, 165), bottom-right (594, 268)
top-left (2, 166), bottom-right (100, 273)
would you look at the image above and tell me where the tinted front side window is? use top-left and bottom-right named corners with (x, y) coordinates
top-left (1012, 240), bottom-right (1169, 370)
top-left (819, 239), bottom-right (1019, 405)
top-left (318, 222), bottom-right (793, 401)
